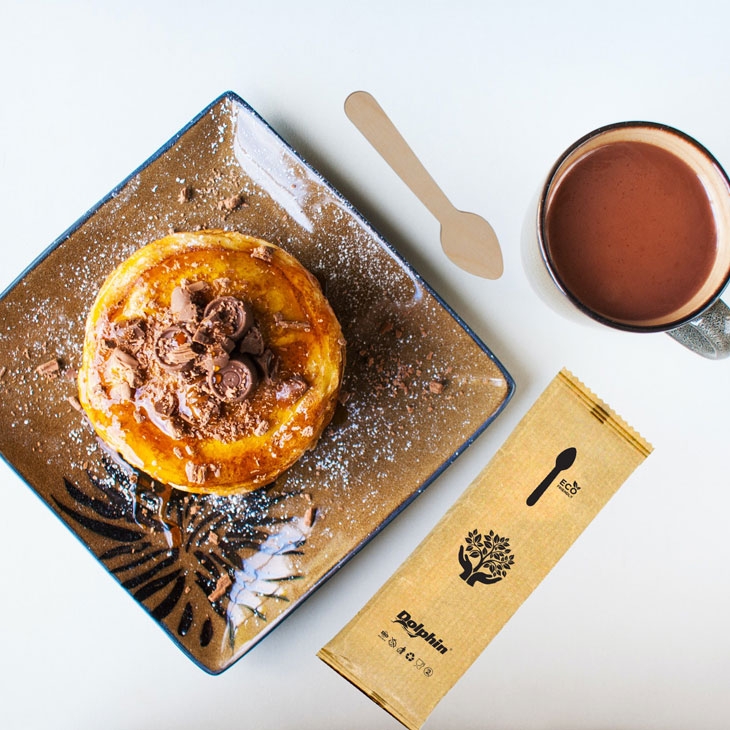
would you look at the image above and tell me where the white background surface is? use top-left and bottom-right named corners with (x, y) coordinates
top-left (1, 1), bottom-right (729, 728)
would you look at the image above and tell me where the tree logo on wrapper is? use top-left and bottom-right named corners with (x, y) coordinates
top-left (458, 529), bottom-right (515, 587)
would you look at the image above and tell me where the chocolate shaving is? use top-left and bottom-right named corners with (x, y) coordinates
top-left (170, 285), bottom-right (198, 322)
top-left (167, 345), bottom-right (196, 366)
top-left (239, 325), bottom-right (264, 356)
top-left (186, 280), bottom-right (209, 294)
top-left (302, 506), bottom-right (316, 529)
top-left (177, 184), bottom-right (194, 203)
top-left (109, 382), bottom-right (133, 402)
top-left (199, 346), bottom-right (231, 374)
top-left (254, 348), bottom-right (278, 380)
top-left (153, 391), bottom-right (177, 417)
top-left (185, 461), bottom-right (208, 485)
top-left (179, 387), bottom-right (219, 426)
top-left (35, 358), bottom-right (61, 379)
top-left (208, 572), bottom-right (232, 602)
top-left (63, 367), bottom-right (79, 382)
top-left (251, 245), bottom-right (274, 262)
top-left (105, 349), bottom-right (141, 387)
top-left (192, 325), bottom-right (212, 346)
top-left (114, 319), bottom-right (147, 351)
top-left (274, 312), bottom-right (310, 331)
top-left (217, 192), bottom-right (246, 213)
top-left (108, 349), bottom-right (137, 367)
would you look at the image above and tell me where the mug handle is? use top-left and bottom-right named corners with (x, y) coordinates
top-left (667, 298), bottom-right (730, 359)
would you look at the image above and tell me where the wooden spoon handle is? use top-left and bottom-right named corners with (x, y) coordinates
top-left (345, 91), bottom-right (454, 221)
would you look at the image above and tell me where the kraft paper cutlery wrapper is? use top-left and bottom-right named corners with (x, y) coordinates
top-left (319, 369), bottom-right (652, 730)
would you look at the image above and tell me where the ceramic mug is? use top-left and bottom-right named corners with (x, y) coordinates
top-left (525, 121), bottom-right (730, 359)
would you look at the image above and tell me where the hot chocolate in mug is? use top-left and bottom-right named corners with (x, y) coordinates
top-left (524, 121), bottom-right (730, 359)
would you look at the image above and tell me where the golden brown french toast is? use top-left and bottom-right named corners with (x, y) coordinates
top-left (77, 230), bottom-right (345, 494)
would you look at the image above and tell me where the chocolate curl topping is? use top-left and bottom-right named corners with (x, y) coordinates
top-left (239, 325), bottom-right (265, 356)
top-left (154, 326), bottom-right (196, 372)
top-left (199, 346), bottom-right (231, 374)
top-left (255, 348), bottom-right (278, 381)
top-left (170, 285), bottom-right (199, 322)
top-left (203, 296), bottom-right (253, 340)
top-left (208, 355), bottom-right (258, 403)
top-left (178, 385), bottom-right (220, 425)
top-left (105, 348), bottom-right (142, 387)
top-left (114, 319), bottom-right (147, 352)
top-left (153, 390), bottom-right (178, 417)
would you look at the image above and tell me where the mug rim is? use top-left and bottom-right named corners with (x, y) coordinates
top-left (537, 120), bottom-right (730, 333)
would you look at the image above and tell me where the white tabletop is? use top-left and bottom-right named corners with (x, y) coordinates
top-left (1, 2), bottom-right (729, 728)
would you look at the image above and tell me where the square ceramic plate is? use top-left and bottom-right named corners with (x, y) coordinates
top-left (0, 91), bottom-right (514, 674)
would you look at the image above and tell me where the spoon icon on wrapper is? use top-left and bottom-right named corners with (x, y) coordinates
top-left (526, 447), bottom-right (577, 506)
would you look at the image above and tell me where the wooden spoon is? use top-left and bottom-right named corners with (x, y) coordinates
top-left (344, 90), bottom-right (503, 279)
